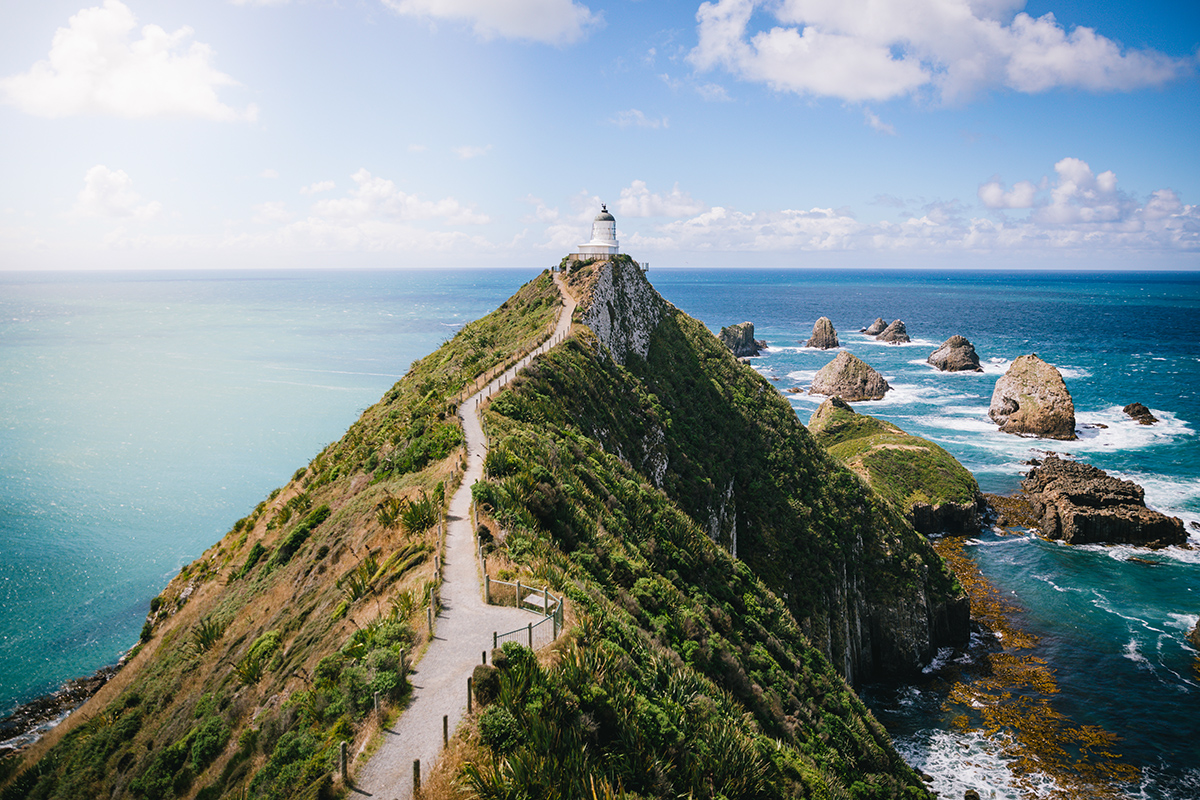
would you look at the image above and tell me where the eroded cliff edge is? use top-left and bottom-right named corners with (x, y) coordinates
top-left (561, 260), bottom-right (969, 684)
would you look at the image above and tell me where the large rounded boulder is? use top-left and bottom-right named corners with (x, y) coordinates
top-left (810, 351), bottom-right (890, 401)
top-left (988, 354), bottom-right (1076, 440)
top-left (806, 316), bottom-right (840, 349)
top-left (928, 335), bottom-right (983, 372)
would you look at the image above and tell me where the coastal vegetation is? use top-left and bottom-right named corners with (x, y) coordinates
top-left (3, 265), bottom-right (958, 799)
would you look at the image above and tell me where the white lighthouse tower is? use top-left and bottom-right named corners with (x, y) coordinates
top-left (574, 204), bottom-right (619, 258)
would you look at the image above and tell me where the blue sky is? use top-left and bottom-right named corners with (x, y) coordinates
top-left (1, 0), bottom-right (1197, 269)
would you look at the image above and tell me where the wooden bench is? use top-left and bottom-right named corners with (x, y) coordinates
top-left (522, 592), bottom-right (558, 614)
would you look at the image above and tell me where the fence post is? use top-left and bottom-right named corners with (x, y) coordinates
top-left (527, 622), bottom-right (533, 649)
top-left (399, 648), bottom-right (406, 678)
top-left (427, 605), bottom-right (433, 635)
top-left (373, 691), bottom-right (379, 715)
top-left (339, 741), bottom-right (348, 781)
top-left (443, 715), bottom-right (448, 747)
top-left (482, 651), bottom-right (487, 665)
top-left (516, 579), bottom-right (522, 609)
top-left (468, 677), bottom-right (473, 714)
top-left (553, 604), bottom-right (560, 639)
top-left (493, 631), bottom-right (497, 649)
top-left (543, 587), bottom-right (550, 617)
top-left (484, 573), bottom-right (490, 604)
top-left (413, 760), bottom-right (421, 795)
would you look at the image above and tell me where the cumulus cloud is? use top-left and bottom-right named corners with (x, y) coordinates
top-left (75, 165), bottom-right (161, 220)
top-left (619, 158), bottom-right (1198, 255)
top-left (1, 0), bottom-right (256, 121)
top-left (617, 181), bottom-right (709, 218)
top-left (611, 109), bottom-right (669, 129)
top-left (978, 178), bottom-right (1037, 209)
top-left (688, 0), bottom-right (1190, 104)
top-left (454, 144), bottom-right (493, 159)
top-left (300, 180), bottom-right (336, 195)
top-left (308, 168), bottom-right (489, 225)
top-left (382, 0), bottom-right (601, 44)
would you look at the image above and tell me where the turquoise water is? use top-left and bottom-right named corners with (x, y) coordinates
top-left (0, 268), bottom-right (541, 715)
top-left (2, 267), bottom-right (1198, 796)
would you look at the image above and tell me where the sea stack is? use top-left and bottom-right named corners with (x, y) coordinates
top-left (810, 351), bottom-right (890, 401)
top-left (718, 321), bottom-right (766, 357)
top-left (1123, 402), bottom-right (1159, 425)
top-left (928, 335), bottom-right (983, 372)
top-left (988, 354), bottom-right (1076, 440)
top-left (876, 319), bottom-right (911, 343)
top-left (862, 317), bottom-right (887, 335)
top-left (1021, 454), bottom-right (1186, 546)
top-left (806, 317), bottom-right (840, 349)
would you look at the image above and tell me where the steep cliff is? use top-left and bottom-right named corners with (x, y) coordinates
top-left (561, 260), bottom-right (966, 684)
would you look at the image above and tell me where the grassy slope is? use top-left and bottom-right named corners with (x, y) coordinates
top-left (807, 400), bottom-right (980, 517)
top-left (467, 326), bottom-right (931, 798)
top-left (1, 274), bottom-right (561, 800)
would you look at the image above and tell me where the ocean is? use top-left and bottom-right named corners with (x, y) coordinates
top-left (2, 267), bottom-right (1197, 797)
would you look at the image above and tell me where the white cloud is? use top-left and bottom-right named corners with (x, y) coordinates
top-left (611, 109), bottom-right (669, 129)
top-left (252, 201), bottom-right (291, 224)
top-left (0, 1), bottom-right (256, 121)
top-left (382, 0), bottom-right (601, 44)
top-left (688, 0), bottom-right (1191, 104)
top-left (260, 169), bottom-right (280, 179)
top-left (978, 178), bottom-right (1037, 208)
top-left (453, 144), bottom-right (493, 159)
top-left (300, 180), bottom-right (336, 195)
top-left (696, 82), bottom-right (732, 101)
top-left (617, 181), bottom-right (709, 218)
top-left (618, 158), bottom-right (1198, 255)
top-left (75, 165), bottom-right (161, 220)
top-left (308, 168), bottom-right (489, 225)
top-left (863, 107), bottom-right (895, 135)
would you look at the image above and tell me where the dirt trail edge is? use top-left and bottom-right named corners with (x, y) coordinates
top-left (351, 273), bottom-right (577, 800)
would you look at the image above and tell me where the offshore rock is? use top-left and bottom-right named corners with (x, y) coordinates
top-left (861, 317), bottom-right (887, 335)
top-left (809, 398), bottom-right (983, 533)
top-left (810, 352), bottom-right (890, 401)
top-left (876, 319), bottom-right (911, 343)
top-left (1188, 620), bottom-right (1200, 651)
top-left (806, 316), bottom-right (840, 349)
top-left (718, 321), bottom-right (766, 358)
top-left (988, 354), bottom-right (1076, 440)
top-left (928, 335), bottom-right (983, 372)
top-left (1123, 402), bottom-right (1159, 425)
top-left (1021, 454), bottom-right (1186, 546)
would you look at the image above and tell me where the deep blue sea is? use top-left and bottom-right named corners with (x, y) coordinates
top-left (2, 267), bottom-right (1198, 797)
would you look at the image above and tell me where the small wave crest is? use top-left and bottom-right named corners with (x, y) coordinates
top-left (896, 728), bottom-right (1062, 800)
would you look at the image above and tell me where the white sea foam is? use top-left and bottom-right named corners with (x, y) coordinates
top-left (922, 647), bottom-right (954, 674)
top-left (896, 728), bottom-right (1062, 800)
top-left (861, 336), bottom-right (940, 348)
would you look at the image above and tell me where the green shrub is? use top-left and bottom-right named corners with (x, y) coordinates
top-left (190, 716), bottom-right (230, 773)
top-left (478, 705), bottom-right (522, 755)
top-left (237, 541), bottom-right (267, 578)
top-left (270, 505), bottom-right (331, 567)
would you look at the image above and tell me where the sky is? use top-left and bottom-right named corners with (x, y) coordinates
top-left (0, 0), bottom-right (1197, 270)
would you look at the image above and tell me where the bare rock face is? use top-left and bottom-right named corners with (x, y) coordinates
top-left (718, 321), bottom-right (766, 357)
top-left (861, 317), bottom-right (887, 335)
top-left (1188, 620), bottom-right (1200, 651)
top-left (810, 351), bottom-right (890, 401)
top-left (876, 319), bottom-right (911, 343)
top-left (1021, 454), bottom-right (1186, 546)
top-left (806, 316), bottom-right (840, 349)
top-left (988, 354), bottom-right (1076, 440)
top-left (928, 335), bottom-right (983, 372)
top-left (1123, 402), bottom-right (1160, 425)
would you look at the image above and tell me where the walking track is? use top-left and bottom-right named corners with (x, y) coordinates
top-left (351, 274), bottom-right (577, 799)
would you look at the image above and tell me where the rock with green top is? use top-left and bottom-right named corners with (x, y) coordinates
top-left (809, 397), bottom-right (983, 533)
top-left (809, 351), bottom-right (890, 401)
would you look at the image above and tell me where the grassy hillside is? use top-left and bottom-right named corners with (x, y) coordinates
top-left (807, 398), bottom-right (982, 534)
top-left (1, 274), bottom-right (561, 800)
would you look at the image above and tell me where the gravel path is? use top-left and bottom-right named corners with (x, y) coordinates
top-left (351, 274), bottom-right (576, 799)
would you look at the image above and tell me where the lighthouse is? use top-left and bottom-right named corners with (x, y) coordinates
top-left (574, 204), bottom-right (619, 258)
